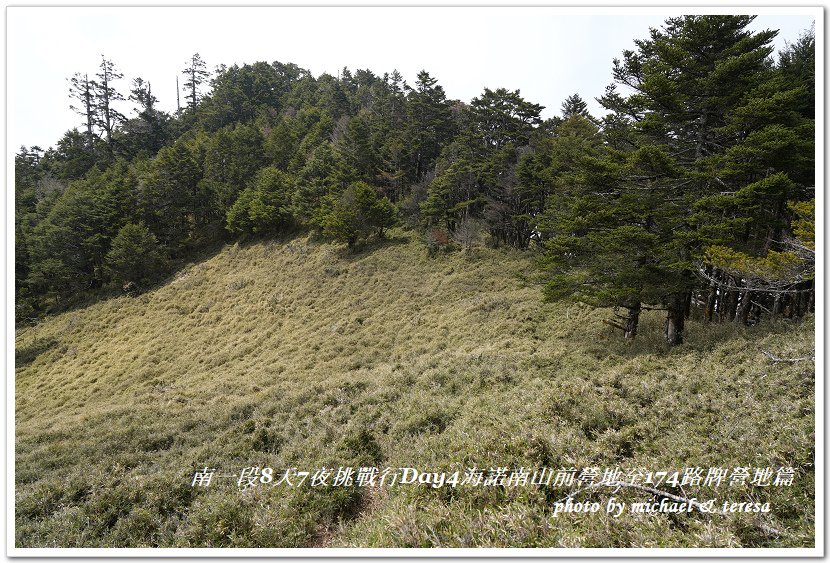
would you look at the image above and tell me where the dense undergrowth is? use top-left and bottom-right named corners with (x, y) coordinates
top-left (15, 231), bottom-right (815, 548)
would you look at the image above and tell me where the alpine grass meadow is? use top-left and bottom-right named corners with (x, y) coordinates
top-left (15, 232), bottom-right (815, 547)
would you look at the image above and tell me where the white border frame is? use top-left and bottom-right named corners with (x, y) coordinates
top-left (6, 3), bottom-right (824, 559)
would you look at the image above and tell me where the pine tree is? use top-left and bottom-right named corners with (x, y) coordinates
top-left (129, 77), bottom-right (157, 113)
top-left (318, 181), bottom-right (397, 247)
top-left (182, 53), bottom-right (210, 109)
top-left (27, 162), bottom-right (136, 300)
top-left (469, 87), bottom-right (543, 149)
top-left (93, 56), bottom-right (127, 151)
top-left (138, 139), bottom-right (201, 251)
top-left (105, 222), bottom-right (168, 286)
top-left (118, 77), bottom-right (169, 158)
top-left (539, 15), bottom-right (787, 344)
top-left (560, 93), bottom-right (590, 120)
top-left (693, 25), bottom-right (815, 324)
top-left (403, 71), bottom-right (456, 181)
top-left (200, 123), bottom-right (266, 215)
top-left (226, 167), bottom-right (294, 235)
top-left (68, 72), bottom-right (97, 149)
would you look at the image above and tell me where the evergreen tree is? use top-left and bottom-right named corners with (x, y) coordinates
top-left (560, 93), bottom-right (590, 120)
top-left (129, 77), bottom-right (157, 113)
top-left (318, 181), bottom-right (398, 247)
top-left (182, 53), bottom-right (210, 109)
top-left (117, 78), bottom-right (170, 158)
top-left (403, 71), bottom-right (456, 181)
top-left (68, 72), bottom-right (97, 149)
top-left (518, 114), bottom-right (603, 248)
top-left (291, 141), bottom-right (355, 226)
top-left (264, 115), bottom-right (300, 172)
top-left (200, 123), bottom-right (266, 215)
top-left (691, 26), bottom-right (815, 324)
top-left (105, 222), bottom-right (168, 286)
top-left (777, 26), bottom-right (815, 119)
top-left (422, 87), bottom-right (543, 246)
top-left (226, 167), bottom-right (294, 235)
top-left (540, 16), bottom-right (788, 344)
top-left (420, 140), bottom-right (479, 233)
top-left (470, 87), bottom-right (543, 149)
top-left (42, 130), bottom-right (97, 181)
top-left (27, 161), bottom-right (136, 301)
top-left (200, 61), bottom-right (301, 130)
top-left (138, 139), bottom-right (202, 252)
top-left (93, 56), bottom-right (127, 151)
top-left (337, 109), bottom-right (380, 183)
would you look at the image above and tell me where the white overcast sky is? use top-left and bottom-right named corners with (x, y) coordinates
top-left (7, 6), bottom-right (818, 152)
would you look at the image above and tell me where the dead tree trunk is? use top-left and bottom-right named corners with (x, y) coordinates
top-left (705, 283), bottom-right (717, 323)
top-left (771, 292), bottom-right (782, 322)
top-left (809, 283), bottom-right (815, 314)
top-left (734, 289), bottom-right (751, 325)
top-left (724, 282), bottom-right (739, 322)
top-left (625, 302), bottom-right (641, 340)
top-left (738, 291), bottom-right (754, 325)
top-left (681, 291), bottom-right (691, 320)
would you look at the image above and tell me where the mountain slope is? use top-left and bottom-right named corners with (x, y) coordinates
top-left (15, 231), bottom-right (815, 548)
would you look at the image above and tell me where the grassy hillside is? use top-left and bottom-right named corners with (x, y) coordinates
top-left (15, 231), bottom-right (815, 548)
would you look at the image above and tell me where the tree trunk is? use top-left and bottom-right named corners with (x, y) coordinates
top-left (738, 291), bottom-right (753, 325)
top-left (801, 287), bottom-right (809, 317)
top-left (809, 283), bottom-right (815, 314)
top-left (624, 302), bottom-right (641, 339)
top-left (791, 287), bottom-right (801, 318)
top-left (665, 295), bottom-right (686, 346)
top-left (84, 74), bottom-right (95, 148)
top-left (683, 290), bottom-right (693, 320)
top-left (734, 289), bottom-right (750, 324)
top-left (704, 284), bottom-right (717, 323)
top-left (724, 284), bottom-right (739, 322)
top-left (771, 292), bottom-right (783, 323)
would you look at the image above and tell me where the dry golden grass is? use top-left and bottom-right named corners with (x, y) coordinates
top-left (15, 230), bottom-right (815, 548)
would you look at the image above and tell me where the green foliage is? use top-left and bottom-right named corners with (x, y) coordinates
top-left (421, 85), bottom-right (547, 247)
top-left (291, 142), bottom-right (355, 225)
top-left (182, 53), bottom-right (210, 110)
top-left (703, 196), bottom-right (815, 287)
top-left (138, 139), bottom-right (202, 251)
top-left (318, 181), bottom-right (398, 247)
top-left (537, 15), bottom-right (815, 342)
top-left (704, 246), bottom-right (803, 284)
top-left (421, 142), bottom-right (480, 232)
top-left (560, 93), bottom-right (591, 120)
top-left (264, 115), bottom-right (300, 171)
top-left (27, 161), bottom-right (136, 300)
top-left (470, 87), bottom-right (543, 149)
top-left (226, 167), bottom-right (294, 235)
top-left (200, 61), bottom-right (307, 130)
top-left (201, 123), bottom-right (266, 214)
top-left (104, 222), bottom-right (168, 285)
top-left (403, 71), bottom-right (457, 181)
top-left (777, 27), bottom-right (815, 118)
top-left (17, 23), bottom-right (814, 336)
top-left (337, 110), bottom-right (381, 182)
top-left (789, 199), bottom-right (814, 252)
top-left (40, 130), bottom-right (97, 182)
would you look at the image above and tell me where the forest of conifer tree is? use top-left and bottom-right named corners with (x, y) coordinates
top-left (15, 15), bottom-right (815, 344)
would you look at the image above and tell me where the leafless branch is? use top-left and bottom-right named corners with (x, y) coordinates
top-left (761, 350), bottom-right (814, 364)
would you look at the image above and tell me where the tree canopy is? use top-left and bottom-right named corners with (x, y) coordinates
top-left (15, 18), bottom-right (815, 343)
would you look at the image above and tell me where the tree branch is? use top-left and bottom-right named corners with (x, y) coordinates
top-left (591, 480), bottom-right (709, 512)
top-left (761, 350), bottom-right (814, 364)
